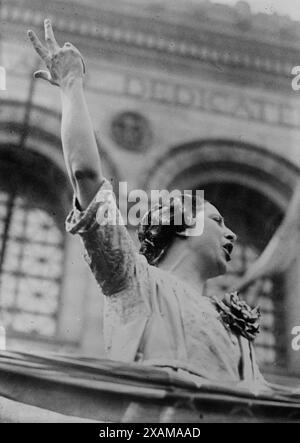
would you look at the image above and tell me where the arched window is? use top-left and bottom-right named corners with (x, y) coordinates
top-left (203, 183), bottom-right (285, 368)
top-left (0, 149), bottom-right (67, 340)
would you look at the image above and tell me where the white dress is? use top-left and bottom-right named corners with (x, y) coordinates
top-left (66, 178), bottom-right (263, 385)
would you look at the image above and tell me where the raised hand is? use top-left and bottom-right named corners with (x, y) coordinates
top-left (28, 19), bottom-right (85, 87)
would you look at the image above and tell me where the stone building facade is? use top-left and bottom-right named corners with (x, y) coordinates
top-left (0, 0), bottom-right (300, 382)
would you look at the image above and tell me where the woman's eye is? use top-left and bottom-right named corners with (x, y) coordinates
top-left (213, 216), bottom-right (223, 225)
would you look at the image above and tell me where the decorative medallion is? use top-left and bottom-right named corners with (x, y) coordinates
top-left (111, 111), bottom-right (152, 152)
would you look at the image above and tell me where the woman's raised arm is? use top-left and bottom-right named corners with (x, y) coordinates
top-left (28, 19), bottom-right (147, 297)
top-left (28, 18), bottom-right (103, 209)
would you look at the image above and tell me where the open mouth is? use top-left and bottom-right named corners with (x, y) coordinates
top-left (222, 243), bottom-right (233, 262)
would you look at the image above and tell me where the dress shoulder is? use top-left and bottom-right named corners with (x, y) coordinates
top-left (65, 178), bottom-right (142, 296)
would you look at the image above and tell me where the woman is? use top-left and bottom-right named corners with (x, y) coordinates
top-left (28, 20), bottom-right (262, 386)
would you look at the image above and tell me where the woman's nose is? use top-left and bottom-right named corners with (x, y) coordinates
top-left (225, 228), bottom-right (237, 243)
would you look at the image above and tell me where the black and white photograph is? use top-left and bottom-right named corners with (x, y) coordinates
top-left (0, 0), bottom-right (300, 424)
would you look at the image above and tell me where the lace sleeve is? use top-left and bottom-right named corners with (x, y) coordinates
top-left (65, 178), bottom-right (140, 296)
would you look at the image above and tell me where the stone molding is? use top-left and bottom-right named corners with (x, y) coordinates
top-left (2, 0), bottom-right (299, 78)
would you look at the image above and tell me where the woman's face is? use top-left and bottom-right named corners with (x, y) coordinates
top-left (186, 202), bottom-right (237, 279)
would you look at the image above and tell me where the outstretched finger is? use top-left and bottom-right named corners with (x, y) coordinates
top-left (34, 69), bottom-right (52, 82)
top-left (34, 69), bottom-right (59, 86)
top-left (27, 30), bottom-right (49, 61)
top-left (44, 18), bottom-right (60, 52)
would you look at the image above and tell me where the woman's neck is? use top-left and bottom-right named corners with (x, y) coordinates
top-left (159, 247), bottom-right (205, 295)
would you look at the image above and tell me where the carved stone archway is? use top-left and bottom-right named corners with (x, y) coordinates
top-left (143, 140), bottom-right (300, 211)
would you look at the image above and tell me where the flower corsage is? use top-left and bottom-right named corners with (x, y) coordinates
top-left (213, 291), bottom-right (260, 341)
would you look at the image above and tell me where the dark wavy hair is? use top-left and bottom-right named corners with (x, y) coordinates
top-left (138, 193), bottom-right (205, 266)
